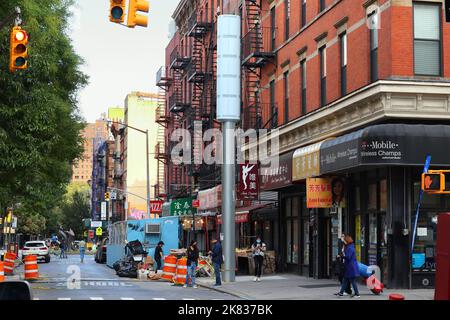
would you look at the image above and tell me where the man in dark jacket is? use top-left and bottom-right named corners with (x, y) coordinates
top-left (185, 240), bottom-right (199, 288)
top-left (154, 241), bottom-right (164, 271)
top-left (209, 239), bottom-right (223, 286)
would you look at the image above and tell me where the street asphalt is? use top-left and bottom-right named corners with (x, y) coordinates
top-left (15, 254), bottom-right (238, 300)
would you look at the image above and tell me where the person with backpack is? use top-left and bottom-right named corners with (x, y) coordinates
top-left (184, 240), bottom-right (199, 288)
top-left (251, 236), bottom-right (266, 282)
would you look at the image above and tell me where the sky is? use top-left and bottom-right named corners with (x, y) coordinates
top-left (68, 0), bottom-right (179, 122)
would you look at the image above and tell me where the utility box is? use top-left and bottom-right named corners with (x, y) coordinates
top-left (435, 213), bottom-right (450, 300)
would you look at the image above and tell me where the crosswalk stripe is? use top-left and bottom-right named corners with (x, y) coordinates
top-left (182, 298), bottom-right (195, 300)
top-left (120, 297), bottom-right (135, 300)
top-left (33, 298), bottom-right (40, 300)
top-left (90, 297), bottom-right (104, 300)
top-left (152, 298), bottom-right (166, 300)
top-left (58, 298), bottom-right (71, 300)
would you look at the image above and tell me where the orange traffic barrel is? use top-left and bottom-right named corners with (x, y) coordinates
top-left (174, 257), bottom-right (188, 285)
top-left (24, 255), bottom-right (39, 280)
top-left (389, 294), bottom-right (405, 300)
top-left (161, 255), bottom-right (177, 282)
top-left (3, 252), bottom-right (16, 275)
top-left (0, 261), bottom-right (4, 282)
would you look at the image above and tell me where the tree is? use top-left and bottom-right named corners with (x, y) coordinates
top-left (0, 0), bottom-right (88, 236)
top-left (60, 190), bottom-right (90, 239)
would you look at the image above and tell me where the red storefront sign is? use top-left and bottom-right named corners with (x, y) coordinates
top-left (192, 199), bottom-right (200, 208)
top-left (150, 200), bottom-right (163, 213)
top-left (239, 162), bottom-right (259, 200)
top-left (216, 212), bottom-right (249, 224)
top-left (88, 230), bottom-right (94, 239)
top-left (260, 151), bottom-right (293, 191)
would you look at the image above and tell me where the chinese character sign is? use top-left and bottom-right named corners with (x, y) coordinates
top-left (239, 162), bottom-right (259, 200)
top-left (306, 178), bottom-right (332, 208)
top-left (170, 197), bottom-right (197, 216)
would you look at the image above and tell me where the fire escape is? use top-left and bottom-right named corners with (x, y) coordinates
top-left (155, 66), bottom-right (172, 200)
top-left (242, 0), bottom-right (277, 131)
top-left (186, 7), bottom-right (213, 186)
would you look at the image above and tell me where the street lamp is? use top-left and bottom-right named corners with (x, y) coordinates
top-left (106, 120), bottom-right (151, 219)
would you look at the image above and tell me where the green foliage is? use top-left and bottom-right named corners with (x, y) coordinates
top-left (0, 0), bottom-right (88, 235)
top-left (60, 190), bottom-right (90, 238)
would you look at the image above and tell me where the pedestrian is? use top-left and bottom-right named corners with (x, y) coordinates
top-left (333, 234), bottom-right (352, 295)
top-left (335, 235), bottom-right (360, 298)
top-left (79, 239), bottom-right (86, 263)
top-left (251, 236), bottom-right (266, 282)
top-left (208, 239), bottom-right (223, 286)
top-left (154, 241), bottom-right (164, 272)
top-left (184, 240), bottom-right (199, 288)
top-left (60, 239), bottom-right (67, 259)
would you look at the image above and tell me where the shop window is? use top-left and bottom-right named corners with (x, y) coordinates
top-left (292, 196), bottom-right (299, 217)
top-left (412, 211), bottom-right (438, 272)
top-left (414, 182), bottom-right (441, 208)
top-left (368, 183), bottom-right (377, 210)
top-left (293, 220), bottom-right (299, 264)
top-left (354, 186), bottom-right (361, 212)
top-left (285, 197), bottom-right (292, 217)
top-left (303, 220), bottom-right (309, 265)
top-left (380, 179), bottom-right (387, 212)
top-left (286, 220), bottom-right (292, 263)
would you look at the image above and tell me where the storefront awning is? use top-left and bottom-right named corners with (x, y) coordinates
top-left (236, 203), bottom-right (269, 214)
top-left (320, 124), bottom-right (450, 174)
top-left (293, 140), bottom-right (330, 181)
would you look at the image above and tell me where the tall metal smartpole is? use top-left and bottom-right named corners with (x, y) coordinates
top-left (217, 15), bottom-right (241, 283)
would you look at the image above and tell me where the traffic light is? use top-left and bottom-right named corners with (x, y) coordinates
top-left (9, 26), bottom-right (28, 72)
top-left (105, 192), bottom-right (110, 201)
top-left (127, 0), bottom-right (149, 28)
top-left (422, 172), bottom-right (445, 192)
top-left (110, 0), bottom-right (125, 23)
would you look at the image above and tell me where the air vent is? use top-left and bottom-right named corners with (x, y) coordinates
top-left (145, 223), bottom-right (160, 234)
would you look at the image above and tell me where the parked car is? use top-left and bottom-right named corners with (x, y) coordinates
top-left (22, 241), bottom-right (50, 263)
top-left (95, 238), bottom-right (108, 264)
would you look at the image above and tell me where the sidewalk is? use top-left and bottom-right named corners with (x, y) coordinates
top-left (197, 274), bottom-right (434, 300)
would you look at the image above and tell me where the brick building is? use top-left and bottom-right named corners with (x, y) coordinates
top-left (160, 0), bottom-right (450, 288)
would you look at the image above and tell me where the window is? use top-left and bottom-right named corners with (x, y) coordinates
top-left (270, 80), bottom-right (277, 127)
top-left (271, 7), bottom-right (276, 50)
top-left (319, 46), bottom-right (327, 107)
top-left (340, 33), bottom-right (347, 96)
top-left (301, 59), bottom-right (307, 114)
top-left (301, 0), bottom-right (307, 28)
top-left (284, 71), bottom-right (289, 123)
top-left (319, 0), bottom-right (325, 12)
top-left (285, 0), bottom-right (290, 40)
top-left (369, 11), bottom-right (379, 82)
top-left (414, 3), bottom-right (441, 76)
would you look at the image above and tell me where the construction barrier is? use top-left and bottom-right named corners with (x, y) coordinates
top-left (174, 257), bottom-right (188, 285)
top-left (0, 261), bottom-right (4, 282)
top-left (161, 255), bottom-right (177, 282)
top-left (24, 255), bottom-right (39, 280)
top-left (3, 252), bottom-right (16, 275)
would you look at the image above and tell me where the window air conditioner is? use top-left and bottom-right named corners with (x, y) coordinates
top-left (145, 223), bottom-right (160, 234)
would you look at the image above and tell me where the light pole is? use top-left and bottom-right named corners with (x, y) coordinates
top-left (108, 121), bottom-right (151, 219)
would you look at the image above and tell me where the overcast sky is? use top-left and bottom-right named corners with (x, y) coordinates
top-left (69, 0), bottom-right (178, 122)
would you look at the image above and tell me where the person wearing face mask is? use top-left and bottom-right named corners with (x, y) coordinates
top-left (335, 235), bottom-right (360, 298)
top-left (251, 236), bottom-right (266, 282)
top-left (333, 234), bottom-right (352, 295)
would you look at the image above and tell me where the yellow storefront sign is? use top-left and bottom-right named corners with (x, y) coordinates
top-left (306, 178), bottom-right (332, 208)
top-left (293, 140), bottom-right (329, 181)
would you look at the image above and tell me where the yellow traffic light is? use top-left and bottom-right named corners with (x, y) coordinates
top-left (127, 0), bottom-right (149, 28)
top-left (7, 210), bottom-right (13, 223)
top-left (9, 26), bottom-right (28, 72)
top-left (422, 172), bottom-right (445, 193)
top-left (110, 0), bottom-right (125, 23)
top-left (105, 192), bottom-right (110, 201)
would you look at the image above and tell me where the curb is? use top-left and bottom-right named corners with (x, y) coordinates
top-left (197, 282), bottom-right (252, 300)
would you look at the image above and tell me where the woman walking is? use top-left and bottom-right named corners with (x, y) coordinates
top-left (335, 235), bottom-right (360, 298)
top-left (184, 240), bottom-right (199, 288)
top-left (251, 236), bottom-right (266, 282)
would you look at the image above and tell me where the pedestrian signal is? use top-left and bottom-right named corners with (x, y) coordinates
top-left (9, 26), bottom-right (29, 72)
top-left (110, 0), bottom-right (126, 23)
top-left (127, 0), bottom-right (149, 28)
top-left (421, 173), bottom-right (444, 192)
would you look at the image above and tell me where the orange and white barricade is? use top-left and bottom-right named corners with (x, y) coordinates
top-left (0, 261), bottom-right (4, 282)
top-left (161, 255), bottom-right (177, 282)
top-left (24, 255), bottom-right (39, 280)
top-left (3, 252), bottom-right (16, 275)
top-left (174, 257), bottom-right (188, 285)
